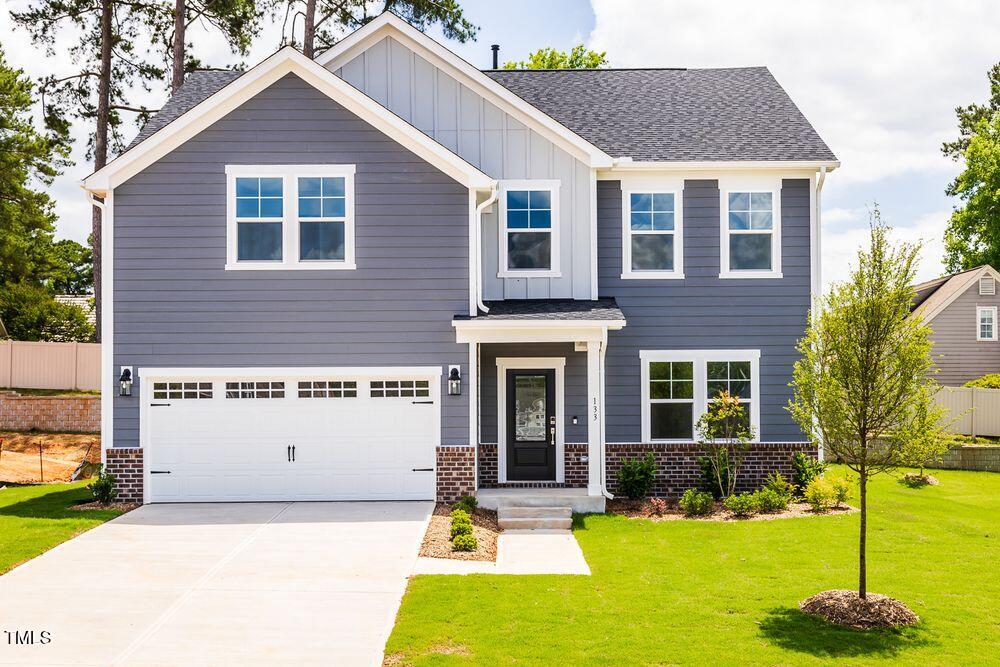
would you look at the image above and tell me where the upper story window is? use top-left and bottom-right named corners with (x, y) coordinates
top-left (226, 165), bottom-right (356, 270)
top-left (498, 180), bottom-right (560, 278)
top-left (977, 306), bottom-right (997, 341)
top-left (720, 184), bottom-right (782, 279)
top-left (622, 190), bottom-right (683, 279)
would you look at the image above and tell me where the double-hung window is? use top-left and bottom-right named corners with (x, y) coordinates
top-left (623, 191), bottom-right (683, 278)
top-left (641, 350), bottom-right (760, 442)
top-left (226, 165), bottom-right (355, 270)
top-left (721, 184), bottom-right (782, 278)
top-left (977, 306), bottom-right (997, 341)
top-left (499, 180), bottom-right (560, 277)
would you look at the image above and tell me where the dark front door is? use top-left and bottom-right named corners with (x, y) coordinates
top-left (506, 369), bottom-right (556, 481)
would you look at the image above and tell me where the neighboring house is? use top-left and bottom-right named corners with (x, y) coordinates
top-left (81, 12), bottom-right (838, 507)
top-left (909, 265), bottom-right (1000, 386)
top-left (54, 295), bottom-right (96, 325)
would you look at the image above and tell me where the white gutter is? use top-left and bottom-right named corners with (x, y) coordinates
top-left (599, 327), bottom-right (613, 499)
top-left (608, 158), bottom-right (841, 172)
top-left (813, 165), bottom-right (827, 463)
top-left (474, 185), bottom-right (499, 314)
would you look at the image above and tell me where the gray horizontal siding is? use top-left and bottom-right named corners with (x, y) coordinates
top-left (599, 178), bottom-right (811, 442)
top-left (926, 284), bottom-right (1000, 386)
top-left (112, 73), bottom-right (470, 447)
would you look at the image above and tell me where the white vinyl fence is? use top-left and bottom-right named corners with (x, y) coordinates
top-left (934, 386), bottom-right (1000, 438)
top-left (0, 340), bottom-right (101, 391)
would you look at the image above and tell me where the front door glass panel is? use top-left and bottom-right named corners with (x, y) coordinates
top-left (514, 375), bottom-right (547, 441)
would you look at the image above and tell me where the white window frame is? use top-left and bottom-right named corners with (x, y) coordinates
top-left (640, 349), bottom-right (761, 443)
top-left (720, 177), bottom-right (782, 279)
top-left (497, 179), bottom-right (561, 278)
top-left (977, 306), bottom-right (998, 341)
top-left (621, 188), bottom-right (684, 279)
top-left (225, 164), bottom-right (356, 271)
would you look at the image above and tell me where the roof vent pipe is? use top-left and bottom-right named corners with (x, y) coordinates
top-left (491, 45), bottom-right (499, 69)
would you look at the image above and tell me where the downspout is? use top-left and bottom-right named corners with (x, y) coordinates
top-left (474, 184), bottom-right (499, 314)
top-left (599, 327), bottom-right (613, 499)
top-left (84, 189), bottom-right (108, 469)
top-left (813, 166), bottom-right (827, 462)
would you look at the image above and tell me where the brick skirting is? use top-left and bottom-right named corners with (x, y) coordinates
top-left (0, 392), bottom-right (100, 433)
top-left (605, 442), bottom-right (817, 498)
top-left (105, 448), bottom-right (143, 503)
top-left (477, 443), bottom-right (589, 488)
top-left (436, 445), bottom-right (476, 502)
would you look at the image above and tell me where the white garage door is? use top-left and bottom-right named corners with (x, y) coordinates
top-left (142, 369), bottom-right (439, 502)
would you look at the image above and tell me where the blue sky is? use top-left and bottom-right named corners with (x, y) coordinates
top-left (4, 0), bottom-right (996, 289)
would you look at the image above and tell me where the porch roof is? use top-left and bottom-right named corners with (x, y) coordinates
top-left (454, 298), bottom-right (625, 322)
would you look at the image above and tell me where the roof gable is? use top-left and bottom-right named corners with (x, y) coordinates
top-left (910, 265), bottom-right (1000, 324)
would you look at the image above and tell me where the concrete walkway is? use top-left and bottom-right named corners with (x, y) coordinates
top-left (0, 501), bottom-right (432, 666)
top-left (412, 529), bottom-right (590, 575)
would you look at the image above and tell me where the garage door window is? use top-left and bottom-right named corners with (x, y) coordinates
top-left (298, 380), bottom-right (358, 398)
top-left (371, 380), bottom-right (430, 398)
top-left (152, 382), bottom-right (213, 400)
top-left (225, 381), bottom-right (285, 399)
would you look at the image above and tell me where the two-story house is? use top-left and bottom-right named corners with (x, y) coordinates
top-left (82, 12), bottom-right (838, 509)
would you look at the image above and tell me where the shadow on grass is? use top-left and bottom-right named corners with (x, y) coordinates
top-left (758, 607), bottom-right (933, 659)
top-left (0, 487), bottom-right (118, 521)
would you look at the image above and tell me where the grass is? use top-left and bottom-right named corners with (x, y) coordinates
top-left (3, 388), bottom-right (101, 397)
top-left (0, 481), bottom-right (123, 575)
top-left (386, 467), bottom-right (999, 665)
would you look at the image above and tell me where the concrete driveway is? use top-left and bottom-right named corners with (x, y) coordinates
top-left (0, 501), bottom-right (433, 666)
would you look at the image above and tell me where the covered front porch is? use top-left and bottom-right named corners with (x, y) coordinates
top-left (453, 299), bottom-right (626, 509)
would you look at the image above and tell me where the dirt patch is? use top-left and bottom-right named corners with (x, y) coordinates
top-left (607, 497), bottom-right (857, 522)
top-left (419, 503), bottom-right (499, 561)
top-left (383, 642), bottom-right (471, 666)
top-left (71, 500), bottom-right (140, 513)
top-left (900, 472), bottom-right (939, 487)
top-left (0, 432), bottom-right (101, 484)
top-left (799, 589), bottom-right (919, 629)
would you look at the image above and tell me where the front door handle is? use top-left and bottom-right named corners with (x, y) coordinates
top-left (287, 445), bottom-right (291, 462)
top-left (549, 426), bottom-right (555, 445)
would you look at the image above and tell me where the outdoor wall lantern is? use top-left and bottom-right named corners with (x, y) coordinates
top-left (119, 366), bottom-right (133, 397)
top-left (448, 365), bottom-right (461, 396)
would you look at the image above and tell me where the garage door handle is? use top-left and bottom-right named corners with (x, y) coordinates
top-left (150, 470), bottom-right (171, 474)
top-left (287, 445), bottom-right (291, 462)
top-left (411, 400), bottom-right (434, 404)
top-left (291, 445), bottom-right (296, 462)
top-left (151, 403), bottom-right (171, 407)
top-left (412, 468), bottom-right (434, 472)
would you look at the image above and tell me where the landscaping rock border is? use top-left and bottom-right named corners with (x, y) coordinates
top-left (419, 504), bottom-right (499, 561)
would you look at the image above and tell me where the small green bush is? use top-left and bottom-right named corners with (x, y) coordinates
top-left (453, 494), bottom-right (478, 514)
top-left (964, 373), bottom-right (1000, 389)
top-left (450, 520), bottom-right (473, 539)
top-left (450, 507), bottom-right (471, 522)
top-left (804, 477), bottom-right (836, 512)
top-left (87, 464), bottom-right (117, 504)
top-left (791, 452), bottom-right (827, 497)
top-left (723, 492), bottom-right (759, 518)
top-left (754, 487), bottom-right (789, 513)
top-left (616, 452), bottom-right (657, 500)
top-left (831, 477), bottom-right (852, 507)
top-left (678, 489), bottom-right (714, 516)
top-left (763, 471), bottom-right (794, 499)
top-left (646, 497), bottom-right (669, 516)
top-left (452, 533), bottom-right (477, 552)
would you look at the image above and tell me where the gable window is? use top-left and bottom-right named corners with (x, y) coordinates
top-left (640, 350), bottom-right (760, 442)
top-left (623, 191), bottom-right (683, 279)
top-left (977, 306), bottom-right (997, 341)
top-left (498, 180), bottom-right (560, 277)
top-left (721, 186), bottom-right (782, 279)
top-left (226, 165), bottom-right (355, 270)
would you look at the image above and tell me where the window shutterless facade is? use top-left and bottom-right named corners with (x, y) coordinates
top-left (225, 164), bottom-right (356, 270)
top-left (720, 180), bottom-right (782, 279)
top-left (977, 306), bottom-right (998, 341)
top-left (640, 350), bottom-right (761, 442)
top-left (498, 180), bottom-right (560, 278)
top-left (622, 190), bottom-right (683, 279)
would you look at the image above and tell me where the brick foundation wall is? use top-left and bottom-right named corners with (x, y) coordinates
top-left (436, 445), bottom-right (476, 502)
top-left (606, 442), bottom-right (817, 498)
top-left (105, 448), bottom-right (143, 503)
top-left (0, 392), bottom-right (100, 433)
top-left (930, 446), bottom-right (1000, 472)
top-left (477, 443), bottom-right (589, 488)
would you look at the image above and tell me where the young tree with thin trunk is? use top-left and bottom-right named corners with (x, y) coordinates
top-left (502, 45), bottom-right (608, 70)
top-left (169, 0), bottom-right (259, 93)
top-left (789, 209), bottom-right (937, 600)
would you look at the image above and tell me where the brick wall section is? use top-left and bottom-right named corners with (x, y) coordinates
top-left (606, 442), bottom-right (817, 498)
top-left (0, 393), bottom-right (100, 433)
top-left (105, 448), bottom-right (143, 503)
top-left (477, 443), bottom-right (589, 488)
top-left (436, 445), bottom-right (476, 502)
top-left (931, 446), bottom-right (1000, 472)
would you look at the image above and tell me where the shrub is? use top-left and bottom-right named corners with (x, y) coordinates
top-left (763, 471), bottom-right (794, 499)
top-left (754, 487), bottom-right (789, 513)
top-left (87, 464), bottom-right (117, 504)
top-left (678, 489), bottom-right (714, 516)
top-left (615, 452), bottom-right (657, 500)
top-left (804, 477), bottom-right (836, 512)
top-left (450, 507), bottom-right (471, 522)
top-left (696, 391), bottom-right (753, 498)
top-left (831, 477), bottom-right (852, 507)
top-left (453, 495), bottom-right (478, 514)
top-left (723, 492), bottom-right (760, 518)
top-left (791, 452), bottom-right (827, 497)
top-left (451, 533), bottom-right (477, 552)
top-left (450, 520), bottom-right (473, 539)
top-left (647, 497), bottom-right (669, 516)
top-left (697, 451), bottom-right (732, 499)
top-left (964, 373), bottom-right (1000, 389)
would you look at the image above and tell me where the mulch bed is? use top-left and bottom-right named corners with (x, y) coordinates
top-left (901, 472), bottom-right (939, 487)
top-left (799, 589), bottom-right (919, 629)
top-left (71, 500), bottom-right (140, 513)
top-left (607, 498), bottom-right (857, 522)
top-left (419, 503), bottom-right (499, 562)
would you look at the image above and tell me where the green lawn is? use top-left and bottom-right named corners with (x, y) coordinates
top-left (0, 482), bottom-right (123, 575)
top-left (387, 468), bottom-right (999, 665)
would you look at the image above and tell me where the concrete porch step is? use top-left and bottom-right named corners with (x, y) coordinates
top-left (478, 488), bottom-right (606, 513)
top-left (498, 506), bottom-right (573, 520)
top-left (498, 516), bottom-right (573, 530)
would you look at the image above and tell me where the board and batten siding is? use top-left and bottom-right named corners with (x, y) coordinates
top-left (330, 36), bottom-right (593, 300)
top-left (111, 74), bottom-right (470, 447)
top-left (598, 178), bottom-right (812, 443)
top-left (925, 283), bottom-right (1000, 386)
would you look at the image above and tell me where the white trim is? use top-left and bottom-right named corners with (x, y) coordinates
top-left (639, 349), bottom-right (761, 443)
top-left (497, 179), bottom-right (561, 278)
top-left (96, 192), bottom-right (114, 459)
top-left (315, 13), bottom-right (613, 169)
top-left (605, 159), bottom-right (840, 173)
top-left (589, 169), bottom-right (599, 299)
top-left (453, 320), bottom-right (625, 345)
top-left (621, 187), bottom-right (685, 280)
top-left (719, 177), bottom-right (783, 279)
top-left (977, 306), bottom-right (998, 341)
top-left (224, 164), bottom-right (357, 271)
top-left (980, 275), bottom-right (997, 296)
top-left (495, 357), bottom-right (566, 484)
top-left (82, 47), bottom-right (495, 195)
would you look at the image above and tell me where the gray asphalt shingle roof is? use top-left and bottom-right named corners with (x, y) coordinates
top-left (454, 298), bottom-right (625, 322)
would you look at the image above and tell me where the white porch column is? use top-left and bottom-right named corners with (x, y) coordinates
top-left (587, 340), bottom-right (602, 495)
